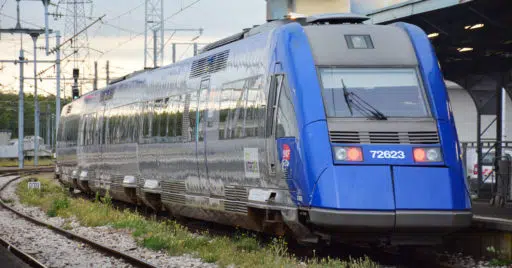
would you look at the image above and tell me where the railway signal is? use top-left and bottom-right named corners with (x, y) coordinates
top-left (72, 68), bottom-right (79, 99)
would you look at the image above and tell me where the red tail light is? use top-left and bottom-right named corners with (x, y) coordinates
top-left (473, 164), bottom-right (478, 175)
top-left (333, 146), bottom-right (363, 162)
top-left (347, 147), bottom-right (363, 161)
top-left (413, 148), bottom-right (426, 162)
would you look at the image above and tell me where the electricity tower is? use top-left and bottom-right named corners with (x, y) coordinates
top-left (60, 0), bottom-right (93, 96)
top-left (144, 0), bottom-right (164, 68)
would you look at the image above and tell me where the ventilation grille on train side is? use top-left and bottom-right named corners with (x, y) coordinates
top-left (225, 186), bottom-right (247, 202)
top-left (161, 181), bottom-right (186, 194)
top-left (189, 50), bottom-right (229, 78)
top-left (329, 131), bottom-right (440, 144)
top-left (224, 187), bottom-right (248, 214)
top-left (224, 201), bottom-right (247, 214)
top-left (161, 193), bottom-right (186, 205)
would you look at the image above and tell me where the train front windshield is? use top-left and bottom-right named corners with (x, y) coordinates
top-left (319, 68), bottom-right (431, 119)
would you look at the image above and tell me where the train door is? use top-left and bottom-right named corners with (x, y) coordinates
top-left (265, 74), bottom-right (284, 177)
top-left (197, 78), bottom-right (211, 195)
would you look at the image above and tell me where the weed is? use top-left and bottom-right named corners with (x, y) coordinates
top-left (143, 236), bottom-right (169, 251)
top-left (47, 197), bottom-right (69, 217)
top-left (2, 199), bottom-right (14, 204)
top-left (486, 246), bottom-right (512, 266)
top-left (17, 176), bottom-right (380, 268)
top-left (235, 236), bottom-right (260, 252)
top-left (101, 190), bottom-right (112, 207)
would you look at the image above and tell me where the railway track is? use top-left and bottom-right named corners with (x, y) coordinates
top-left (0, 166), bottom-right (54, 175)
top-left (68, 182), bottom-right (457, 268)
top-left (0, 172), bottom-right (157, 268)
top-left (0, 235), bottom-right (47, 268)
top-left (6, 169), bottom-right (467, 268)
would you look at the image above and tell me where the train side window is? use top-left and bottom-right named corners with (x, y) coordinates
top-left (160, 98), bottom-right (169, 138)
top-left (183, 92), bottom-right (198, 142)
top-left (142, 101), bottom-right (153, 140)
top-left (71, 116), bottom-right (79, 146)
top-left (165, 97), bottom-right (174, 140)
top-left (164, 98), bottom-right (172, 140)
top-left (100, 113), bottom-right (106, 145)
top-left (276, 79), bottom-right (298, 138)
top-left (198, 84), bottom-right (209, 142)
top-left (234, 86), bottom-right (248, 138)
top-left (122, 110), bottom-right (129, 143)
top-left (86, 115), bottom-right (92, 145)
top-left (106, 110), bottom-right (113, 145)
top-left (175, 95), bottom-right (184, 142)
top-left (132, 103), bottom-right (140, 142)
top-left (266, 74), bottom-right (283, 137)
top-left (244, 77), bottom-right (262, 137)
top-left (81, 115), bottom-right (88, 146)
top-left (115, 109), bottom-right (122, 144)
top-left (228, 81), bottom-right (246, 139)
top-left (110, 109), bottom-right (118, 144)
top-left (218, 85), bottom-right (233, 140)
top-left (120, 110), bottom-right (128, 143)
top-left (152, 99), bottom-right (161, 139)
top-left (90, 113), bottom-right (97, 145)
top-left (86, 114), bottom-right (91, 145)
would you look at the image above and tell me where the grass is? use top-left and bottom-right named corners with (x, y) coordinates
top-left (16, 176), bottom-right (378, 268)
top-left (0, 158), bottom-right (54, 167)
top-left (486, 246), bottom-right (512, 266)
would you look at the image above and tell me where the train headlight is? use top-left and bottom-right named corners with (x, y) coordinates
top-left (333, 146), bottom-right (363, 162)
top-left (413, 147), bottom-right (443, 162)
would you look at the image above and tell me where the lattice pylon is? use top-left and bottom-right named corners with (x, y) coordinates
top-left (61, 0), bottom-right (93, 93)
top-left (144, 0), bottom-right (164, 68)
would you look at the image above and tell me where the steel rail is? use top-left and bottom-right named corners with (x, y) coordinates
top-left (0, 167), bottom-right (54, 175)
top-left (0, 236), bottom-right (47, 268)
top-left (0, 172), bottom-right (157, 268)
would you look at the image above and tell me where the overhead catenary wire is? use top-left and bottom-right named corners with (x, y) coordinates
top-left (95, 0), bottom-right (202, 60)
top-left (0, 12), bottom-right (43, 28)
top-left (1, 0), bottom-right (204, 96)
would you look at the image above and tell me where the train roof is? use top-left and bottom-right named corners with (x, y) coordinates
top-left (63, 13), bottom-right (378, 110)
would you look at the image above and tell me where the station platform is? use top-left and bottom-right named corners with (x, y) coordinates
top-left (472, 201), bottom-right (512, 231)
top-left (0, 245), bottom-right (30, 268)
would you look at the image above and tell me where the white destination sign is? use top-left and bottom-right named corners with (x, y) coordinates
top-left (28, 181), bottom-right (41, 190)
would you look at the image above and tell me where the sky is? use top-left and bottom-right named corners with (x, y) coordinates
top-left (0, 0), bottom-right (407, 98)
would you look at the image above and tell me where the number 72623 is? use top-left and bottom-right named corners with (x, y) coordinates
top-left (369, 150), bottom-right (406, 159)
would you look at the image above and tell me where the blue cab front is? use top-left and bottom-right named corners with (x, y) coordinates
top-left (273, 20), bottom-right (472, 236)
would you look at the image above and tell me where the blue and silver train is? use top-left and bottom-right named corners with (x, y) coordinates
top-left (55, 13), bottom-right (472, 245)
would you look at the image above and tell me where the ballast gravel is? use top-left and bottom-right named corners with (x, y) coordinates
top-left (0, 175), bottom-right (217, 268)
top-left (0, 175), bottom-right (131, 268)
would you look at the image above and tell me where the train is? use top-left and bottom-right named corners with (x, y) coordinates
top-left (55, 13), bottom-right (472, 246)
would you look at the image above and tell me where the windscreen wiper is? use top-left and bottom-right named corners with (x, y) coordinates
top-left (340, 79), bottom-right (387, 120)
top-left (347, 91), bottom-right (388, 120)
top-left (341, 79), bottom-right (354, 115)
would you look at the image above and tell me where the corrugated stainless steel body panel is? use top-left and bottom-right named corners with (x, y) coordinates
top-left (56, 23), bottom-right (291, 231)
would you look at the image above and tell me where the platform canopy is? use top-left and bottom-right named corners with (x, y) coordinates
top-left (265, 0), bottom-right (350, 21)
top-left (366, 0), bottom-right (511, 84)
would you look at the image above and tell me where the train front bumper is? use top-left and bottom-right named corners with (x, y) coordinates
top-left (307, 164), bottom-right (473, 232)
top-left (307, 208), bottom-right (472, 231)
